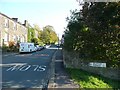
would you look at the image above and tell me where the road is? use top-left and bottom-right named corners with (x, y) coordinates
top-left (1, 46), bottom-right (57, 89)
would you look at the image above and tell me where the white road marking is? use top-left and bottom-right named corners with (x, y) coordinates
top-left (0, 63), bottom-right (27, 67)
top-left (3, 55), bottom-right (8, 56)
top-left (6, 65), bottom-right (22, 71)
top-left (33, 65), bottom-right (46, 71)
top-left (19, 65), bottom-right (31, 71)
top-left (6, 64), bottom-right (46, 72)
top-left (35, 54), bottom-right (49, 56)
top-left (55, 60), bottom-right (63, 62)
top-left (33, 65), bottom-right (39, 71)
top-left (37, 66), bottom-right (46, 71)
top-left (15, 54), bottom-right (32, 57)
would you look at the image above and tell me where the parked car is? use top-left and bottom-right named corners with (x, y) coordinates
top-left (44, 45), bottom-right (51, 48)
top-left (39, 46), bottom-right (44, 50)
top-left (34, 46), bottom-right (37, 51)
top-left (35, 45), bottom-right (44, 51)
top-left (35, 45), bottom-right (40, 51)
top-left (56, 44), bottom-right (60, 48)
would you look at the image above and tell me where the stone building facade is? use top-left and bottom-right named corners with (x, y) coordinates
top-left (0, 12), bottom-right (28, 47)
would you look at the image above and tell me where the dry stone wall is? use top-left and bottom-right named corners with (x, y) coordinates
top-left (63, 50), bottom-right (120, 81)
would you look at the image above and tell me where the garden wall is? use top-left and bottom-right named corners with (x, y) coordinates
top-left (63, 50), bottom-right (120, 81)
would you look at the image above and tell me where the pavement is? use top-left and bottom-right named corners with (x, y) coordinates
top-left (49, 49), bottom-right (79, 89)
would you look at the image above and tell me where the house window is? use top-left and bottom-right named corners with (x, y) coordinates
top-left (17, 35), bottom-right (20, 42)
top-left (22, 36), bottom-right (25, 42)
top-left (13, 35), bottom-right (18, 42)
top-left (13, 22), bottom-right (17, 30)
top-left (4, 33), bottom-right (9, 42)
top-left (19, 36), bottom-right (21, 42)
top-left (20, 36), bottom-right (22, 42)
top-left (21, 36), bottom-right (25, 42)
top-left (17, 36), bottom-right (19, 41)
top-left (5, 19), bottom-right (9, 28)
top-left (13, 36), bottom-right (15, 41)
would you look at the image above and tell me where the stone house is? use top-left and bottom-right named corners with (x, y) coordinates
top-left (0, 12), bottom-right (28, 47)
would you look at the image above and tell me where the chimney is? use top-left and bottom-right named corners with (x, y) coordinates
top-left (24, 20), bottom-right (28, 27)
top-left (12, 18), bottom-right (18, 22)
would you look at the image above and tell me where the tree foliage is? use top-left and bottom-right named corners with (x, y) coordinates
top-left (33, 24), bottom-right (43, 45)
top-left (28, 24), bottom-right (58, 45)
top-left (28, 26), bottom-right (35, 42)
top-left (41, 25), bottom-right (58, 44)
top-left (64, 2), bottom-right (120, 68)
top-left (31, 38), bottom-right (38, 45)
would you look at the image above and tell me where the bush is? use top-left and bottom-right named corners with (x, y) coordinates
top-left (2, 41), bottom-right (19, 52)
top-left (2, 45), bottom-right (9, 52)
top-left (8, 41), bottom-right (15, 48)
top-left (31, 38), bottom-right (38, 45)
top-left (67, 68), bottom-right (120, 88)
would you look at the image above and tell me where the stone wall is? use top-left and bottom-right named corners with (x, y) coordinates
top-left (63, 50), bottom-right (120, 81)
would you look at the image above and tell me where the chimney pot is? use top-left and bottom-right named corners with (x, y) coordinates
top-left (12, 18), bottom-right (18, 22)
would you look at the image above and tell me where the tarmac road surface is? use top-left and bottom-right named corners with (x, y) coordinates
top-left (1, 46), bottom-right (57, 90)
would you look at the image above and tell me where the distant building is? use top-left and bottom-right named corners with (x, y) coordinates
top-left (0, 12), bottom-right (28, 47)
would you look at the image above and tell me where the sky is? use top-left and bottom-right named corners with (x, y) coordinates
top-left (0, 0), bottom-right (80, 38)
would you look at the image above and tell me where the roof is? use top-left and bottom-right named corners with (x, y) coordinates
top-left (0, 12), bottom-right (27, 28)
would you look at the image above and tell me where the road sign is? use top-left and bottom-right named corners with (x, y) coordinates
top-left (89, 62), bottom-right (106, 67)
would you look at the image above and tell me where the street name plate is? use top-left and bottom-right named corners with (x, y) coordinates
top-left (89, 62), bottom-right (106, 67)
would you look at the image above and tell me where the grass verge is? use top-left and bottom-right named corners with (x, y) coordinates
top-left (66, 68), bottom-right (120, 89)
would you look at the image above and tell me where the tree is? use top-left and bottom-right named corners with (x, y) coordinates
top-left (81, 2), bottom-right (120, 67)
top-left (64, 9), bottom-right (86, 51)
top-left (64, 2), bottom-right (120, 68)
top-left (28, 26), bottom-right (35, 42)
top-left (33, 24), bottom-right (43, 45)
top-left (31, 38), bottom-right (38, 45)
top-left (41, 25), bottom-right (58, 44)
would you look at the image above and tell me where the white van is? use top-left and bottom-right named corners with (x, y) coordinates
top-left (19, 42), bottom-right (36, 53)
